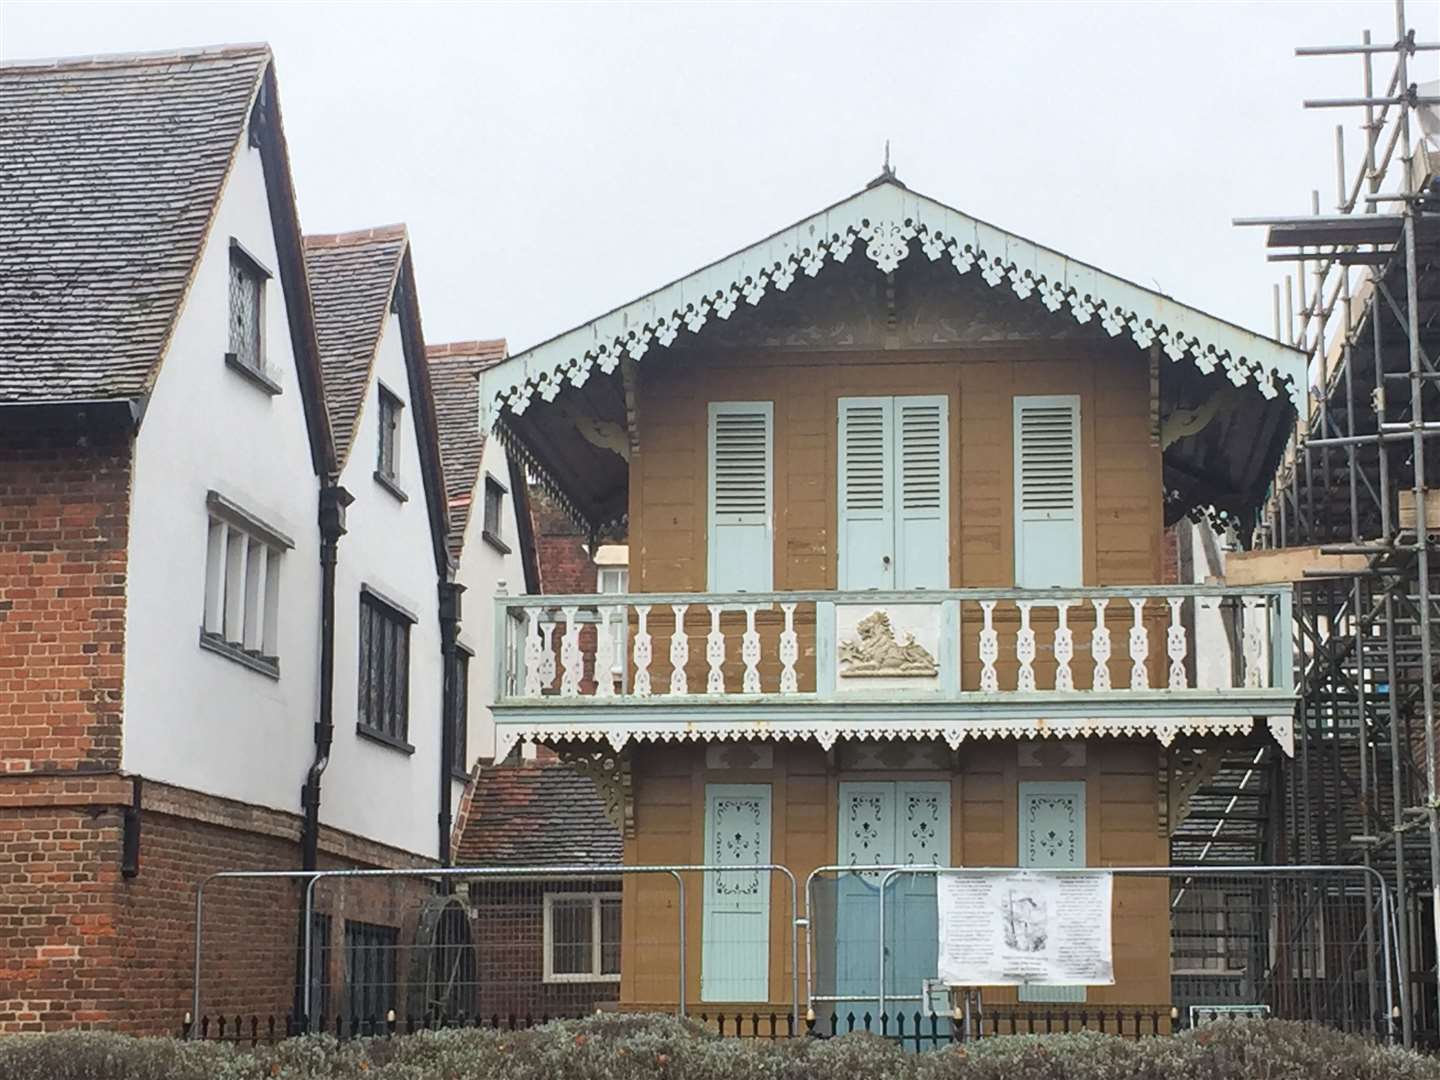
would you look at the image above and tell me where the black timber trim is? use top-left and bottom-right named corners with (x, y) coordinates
top-left (253, 60), bottom-right (337, 478)
top-left (391, 249), bottom-right (454, 579)
top-left (360, 582), bottom-right (420, 625)
top-left (507, 447), bottom-right (542, 595)
top-left (0, 399), bottom-right (143, 433)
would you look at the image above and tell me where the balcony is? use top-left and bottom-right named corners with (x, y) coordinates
top-left (490, 585), bottom-right (1296, 757)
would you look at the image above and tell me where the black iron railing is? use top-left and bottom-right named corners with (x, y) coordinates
top-left (184, 1006), bottom-right (1176, 1050)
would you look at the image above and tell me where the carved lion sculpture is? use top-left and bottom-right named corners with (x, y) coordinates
top-left (838, 610), bottom-right (939, 677)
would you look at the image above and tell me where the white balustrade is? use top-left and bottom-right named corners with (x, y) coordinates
top-left (1166, 598), bottom-right (1188, 690)
top-left (778, 603), bottom-right (799, 694)
top-left (1015, 602), bottom-right (1037, 692)
top-left (1091, 598), bottom-right (1111, 691)
top-left (523, 609), bottom-right (546, 697)
top-left (978, 601), bottom-right (1000, 692)
top-left (498, 587), bottom-right (1283, 704)
top-left (1244, 597), bottom-right (1266, 688)
top-left (560, 607), bottom-right (582, 697)
top-left (706, 605), bottom-right (726, 695)
top-left (670, 604), bottom-right (690, 694)
top-left (1054, 602), bottom-right (1075, 691)
top-left (632, 605), bottom-right (653, 697)
top-left (742, 605), bottom-right (762, 694)
top-left (594, 606), bottom-right (616, 698)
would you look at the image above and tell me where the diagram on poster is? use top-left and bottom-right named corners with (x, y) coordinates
top-left (936, 871), bottom-right (1114, 986)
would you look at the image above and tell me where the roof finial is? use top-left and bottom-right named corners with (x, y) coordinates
top-left (866, 140), bottom-right (905, 190)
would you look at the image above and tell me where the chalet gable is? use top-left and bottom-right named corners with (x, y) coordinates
top-left (480, 175), bottom-right (1306, 536)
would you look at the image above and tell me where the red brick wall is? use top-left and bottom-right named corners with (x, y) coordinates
top-left (0, 428), bottom-right (131, 773)
top-left (0, 777), bottom-right (440, 1035)
top-left (533, 492), bottom-right (597, 596)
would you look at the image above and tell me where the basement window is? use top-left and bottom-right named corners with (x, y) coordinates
top-left (344, 920), bottom-right (398, 1030)
top-left (199, 492), bottom-right (293, 678)
top-left (543, 892), bottom-right (621, 983)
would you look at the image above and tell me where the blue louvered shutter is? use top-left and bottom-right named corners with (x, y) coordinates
top-left (708, 403), bottom-right (774, 592)
top-left (1014, 396), bottom-right (1082, 587)
top-left (895, 396), bottom-right (950, 589)
top-left (702, 784), bottom-right (772, 1002)
top-left (838, 397), bottom-right (895, 590)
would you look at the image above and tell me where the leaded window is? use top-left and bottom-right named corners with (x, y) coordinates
top-left (227, 241), bottom-right (267, 372)
top-left (358, 589), bottom-right (412, 746)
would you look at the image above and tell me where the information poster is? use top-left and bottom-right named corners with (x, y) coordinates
top-left (936, 870), bottom-right (1114, 987)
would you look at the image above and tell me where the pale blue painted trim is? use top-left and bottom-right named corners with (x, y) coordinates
top-left (498, 583), bottom-right (1293, 609)
top-left (940, 599), bottom-right (961, 699)
top-left (816, 601), bottom-right (837, 700)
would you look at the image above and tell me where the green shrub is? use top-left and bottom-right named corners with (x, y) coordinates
top-left (1, 1015), bottom-right (1435, 1080)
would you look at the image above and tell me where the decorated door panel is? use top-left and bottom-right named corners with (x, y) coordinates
top-left (835, 780), bottom-right (951, 1023)
top-left (702, 784), bottom-right (772, 1002)
top-left (1018, 780), bottom-right (1087, 1002)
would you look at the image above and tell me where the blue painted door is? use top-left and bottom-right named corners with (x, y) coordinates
top-left (834, 781), bottom-right (949, 1032)
top-left (1017, 781), bottom-right (1087, 1002)
top-left (702, 784), bottom-right (772, 1002)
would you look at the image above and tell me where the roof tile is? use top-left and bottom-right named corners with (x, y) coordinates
top-left (302, 227), bottom-right (408, 462)
top-left (0, 45), bottom-right (271, 403)
top-left (427, 339), bottom-right (507, 559)
top-left (456, 760), bottom-right (621, 867)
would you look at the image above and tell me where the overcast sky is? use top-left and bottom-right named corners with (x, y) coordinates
top-left (4, 1), bottom-right (1437, 353)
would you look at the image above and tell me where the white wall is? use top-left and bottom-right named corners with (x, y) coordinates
top-left (123, 136), bottom-right (321, 814)
top-left (324, 310), bottom-right (445, 858)
top-left (454, 435), bottom-right (527, 764)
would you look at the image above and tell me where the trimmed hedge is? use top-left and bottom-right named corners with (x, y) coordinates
top-left (0, 1015), bottom-right (1434, 1080)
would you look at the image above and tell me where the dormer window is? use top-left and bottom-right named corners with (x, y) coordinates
top-left (226, 239), bottom-right (278, 393)
top-left (374, 385), bottom-right (407, 500)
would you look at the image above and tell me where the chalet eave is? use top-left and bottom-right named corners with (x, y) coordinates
top-left (479, 179), bottom-right (1307, 420)
top-left (491, 695), bottom-right (1296, 763)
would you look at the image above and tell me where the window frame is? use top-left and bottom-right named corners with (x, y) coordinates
top-left (541, 891), bottom-right (622, 984)
top-left (199, 491), bottom-right (293, 678)
top-left (356, 585), bottom-right (416, 752)
top-left (481, 473), bottom-right (510, 554)
top-left (343, 919), bottom-right (398, 1026)
top-left (374, 384), bottom-right (408, 500)
top-left (450, 644), bottom-right (472, 781)
top-left (225, 238), bottom-right (277, 392)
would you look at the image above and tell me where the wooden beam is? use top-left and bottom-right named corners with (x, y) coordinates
top-left (1223, 545), bottom-right (1369, 585)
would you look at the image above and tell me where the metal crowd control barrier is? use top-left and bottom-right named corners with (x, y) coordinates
top-left (868, 864), bottom-right (1399, 1044)
top-left (192, 862), bottom-right (801, 1033)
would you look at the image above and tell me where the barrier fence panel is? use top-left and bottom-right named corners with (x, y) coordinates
top-left (189, 863), bottom-right (799, 1041)
top-left (842, 864), bottom-right (1398, 1045)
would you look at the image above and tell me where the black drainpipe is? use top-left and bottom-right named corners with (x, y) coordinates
top-left (295, 480), bottom-right (351, 1025)
top-left (437, 580), bottom-right (464, 866)
top-left (302, 480), bottom-right (353, 869)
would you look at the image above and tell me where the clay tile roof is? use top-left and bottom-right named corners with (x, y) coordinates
top-left (0, 44), bottom-right (272, 404)
top-left (302, 226), bottom-right (409, 462)
top-left (426, 339), bottom-right (508, 559)
top-left (456, 760), bottom-right (622, 868)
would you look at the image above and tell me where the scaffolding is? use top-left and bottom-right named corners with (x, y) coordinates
top-left (1230, 0), bottom-right (1439, 1047)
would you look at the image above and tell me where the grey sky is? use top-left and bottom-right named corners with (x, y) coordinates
top-left (4, 1), bottom-right (1437, 354)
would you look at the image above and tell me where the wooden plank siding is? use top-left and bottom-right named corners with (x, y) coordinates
top-left (618, 740), bottom-right (1170, 1013)
top-left (629, 343), bottom-right (1161, 595)
top-left (616, 343), bottom-right (1171, 1014)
